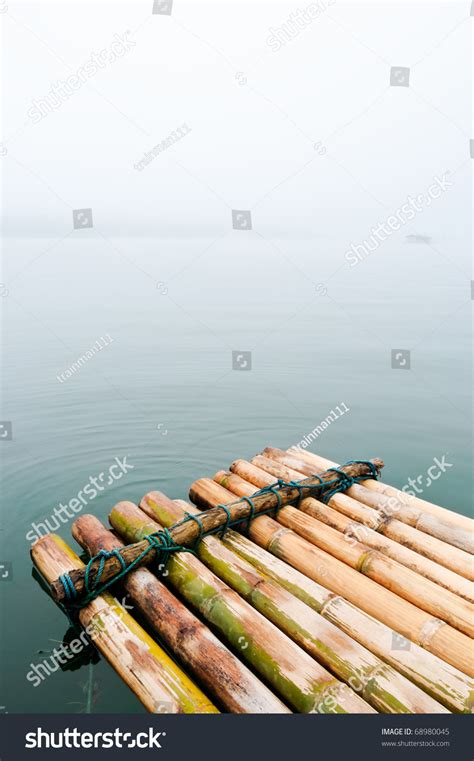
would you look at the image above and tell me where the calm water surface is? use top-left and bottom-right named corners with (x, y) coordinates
top-left (1, 236), bottom-right (471, 712)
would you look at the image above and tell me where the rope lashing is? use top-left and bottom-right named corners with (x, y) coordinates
top-left (57, 459), bottom-right (378, 610)
top-left (317, 460), bottom-right (379, 503)
top-left (59, 530), bottom-right (195, 610)
top-left (184, 511), bottom-right (205, 549)
top-left (240, 496), bottom-right (256, 533)
top-left (218, 504), bottom-right (233, 538)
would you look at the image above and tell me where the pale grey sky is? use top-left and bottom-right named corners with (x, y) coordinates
top-left (2, 0), bottom-right (471, 247)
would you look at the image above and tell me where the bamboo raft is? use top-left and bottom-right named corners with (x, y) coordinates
top-left (31, 447), bottom-right (474, 714)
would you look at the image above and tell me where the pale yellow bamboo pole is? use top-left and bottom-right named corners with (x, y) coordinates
top-left (110, 502), bottom-right (374, 714)
top-left (252, 454), bottom-right (307, 482)
top-left (246, 455), bottom-right (473, 581)
top-left (262, 449), bottom-right (474, 581)
top-left (212, 473), bottom-right (474, 713)
top-left (140, 492), bottom-right (449, 714)
top-left (302, 499), bottom-right (473, 603)
top-left (226, 463), bottom-right (474, 636)
top-left (275, 505), bottom-right (474, 636)
top-left (264, 448), bottom-right (473, 555)
top-left (203, 472), bottom-right (474, 677)
top-left (71, 514), bottom-right (290, 714)
top-left (247, 456), bottom-right (473, 602)
top-left (319, 487), bottom-right (472, 581)
top-left (31, 535), bottom-right (218, 714)
top-left (291, 449), bottom-right (473, 534)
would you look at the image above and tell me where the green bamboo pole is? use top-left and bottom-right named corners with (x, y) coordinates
top-left (71, 514), bottom-right (290, 714)
top-left (139, 491), bottom-right (450, 714)
top-left (195, 473), bottom-right (474, 678)
top-left (211, 472), bottom-right (474, 713)
top-left (109, 501), bottom-right (375, 714)
top-left (50, 459), bottom-right (384, 604)
top-left (31, 534), bottom-right (218, 714)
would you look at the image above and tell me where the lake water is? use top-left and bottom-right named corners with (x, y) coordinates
top-left (1, 233), bottom-right (471, 713)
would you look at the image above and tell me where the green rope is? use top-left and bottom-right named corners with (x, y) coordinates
top-left (217, 504), bottom-right (233, 538)
top-left (183, 512), bottom-right (205, 549)
top-left (58, 459), bottom-right (378, 610)
top-left (59, 531), bottom-right (196, 610)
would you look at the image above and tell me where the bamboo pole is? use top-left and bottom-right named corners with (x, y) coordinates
top-left (31, 534), bottom-right (218, 714)
top-left (287, 480), bottom-right (474, 594)
top-left (301, 498), bottom-right (473, 603)
top-left (266, 447), bottom-right (473, 554)
top-left (303, 481), bottom-right (472, 582)
top-left (293, 449), bottom-right (473, 532)
top-left (139, 491), bottom-right (449, 714)
top-left (261, 449), bottom-right (474, 581)
top-left (50, 459), bottom-right (383, 604)
top-left (71, 514), bottom-right (290, 714)
top-left (193, 475), bottom-right (474, 677)
top-left (227, 462), bottom-right (474, 639)
top-left (109, 501), bottom-right (374, 714)
top-left (276, 505), bottom-right (473, 636)
top-left (247, 457), bottom-right (474, 610)
top-left (211, 476), bottom-right (473, 713)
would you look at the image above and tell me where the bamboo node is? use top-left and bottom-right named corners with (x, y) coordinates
top-left (417, 617), bottom-right (447, 647)
top-left (318, 592), bottom-right (340, 616)
top-left (357, 549), bottom-right (380, 575)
